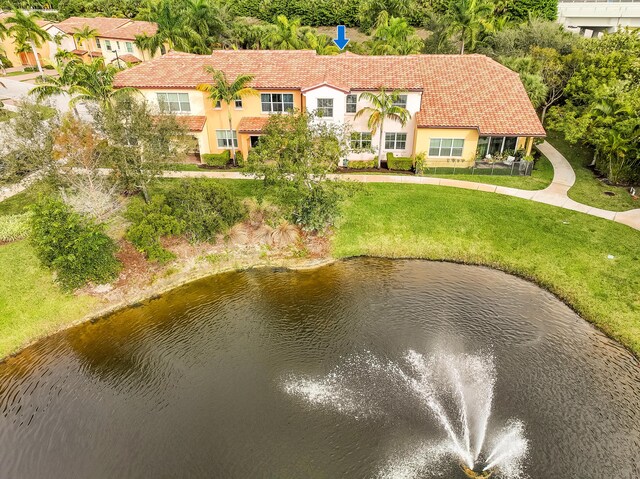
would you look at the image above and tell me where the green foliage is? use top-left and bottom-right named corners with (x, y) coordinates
top-left (292, 181), bottom-right (343, 232)
top-left (165, 179), bottom-right (247, 241)
top-left (386, 153), bottom-right (414, 171)
top-left (29, 198), bottom-right (120, 290)
top-left (482, 19), bottom-right (578, 57)
top-left (506, 0), bottom-right (557, 22)
top-left (202, 150), bottom-right (231, 167)
top-left (235, 150), bottom-right (244, 167)
top-left (125, 195), bottom-right (184, 262)
top-left (347, 159), bottom-right (376, 169)
top-left (0, 213), bottom-right (31, 242)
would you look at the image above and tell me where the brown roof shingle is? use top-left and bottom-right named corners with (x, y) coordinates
top-left (175, 115), bottom-right (206, 132)
top-left (54, 16), bottom-right (157, 40)
top-left (237, 117), bottom-right (269, 133)
top-left (115, 50), bottom-right (545, 136)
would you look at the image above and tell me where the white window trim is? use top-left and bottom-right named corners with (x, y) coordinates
top-left (392, 95), bottom-right (408, 109)
top-left (428, 138), bottom-right (465, 158)
top-left (316, 98), bottom-right (334, 118)
top-left (216, 130), bottom-right (238, 149)
top-left (156, 92), bottom-right (191, 114)
top-left (350, 132), bottom-right (372, 149)
top-left (346, 94), bottom-right (357, 114)
top-left (214, 100), bottom-right (222, 110)
top-left (234, 99), bottom-right (243, 110)
top-left (261, 93), bottom-right (295, 114)
top-left (385, 132), bottom-right (408, 151)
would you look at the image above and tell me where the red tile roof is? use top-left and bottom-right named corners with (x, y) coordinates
top-left (118, 53), bottom-right (142, 63)
top-left (54, 16), bottom-right (157, 40)
top-left (237, 117), bottom-right (269, 133)
top-left (175, 115), bottom-right (206, 132)
top-left (70, 49), bottom-right (87, 55)
top-left (114, 50), bottom-right (545, 136)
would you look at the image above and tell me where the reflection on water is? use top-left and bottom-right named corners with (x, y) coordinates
top-left (0, 259), bottom-right (638, 478)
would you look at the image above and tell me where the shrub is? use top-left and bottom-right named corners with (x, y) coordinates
top-left (125, 195), bottom-right (184, 262)
top-left (0, 213), bottom-right (31, 242)
top-left (235, 150), bottom-right (244, 167)
top-left (165, 179), bottom-right (247, 241)
top-left (292, 182), bottom-right (342, 232)
top-left (202, 150), bottom-right (231, 167)
top-left (347, 159), bottom-right (376, 169)
top-left (30, 198), bottom-right (120, 290)
top-left (387, 153), bottom-right (414, 171)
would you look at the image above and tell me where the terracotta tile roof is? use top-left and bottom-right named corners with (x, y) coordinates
top-left (71, 49), bottom-right (87, 55)
top-left (175, 115), bottom-right (206, 132)
top-left (237, 117), bottom-right (269, 133)
top-left (118, 53), bottom-right (142, 63)
top-left (54, 16), bottom-right (157, 40)
top-left (88, 51), bottom-right (103, 57)
top-left (114, 50), bottom-right (545, 136)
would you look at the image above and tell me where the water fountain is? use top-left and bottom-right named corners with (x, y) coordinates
top-left (284, 350), bottom-right (528, 479)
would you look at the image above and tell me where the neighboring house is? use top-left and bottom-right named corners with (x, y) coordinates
top-left (0, 11), bottom-right (56, 68)
top-left (113, 50), bottom-right (545, 165)
top-left (46, 16), bottom-right (160, 66)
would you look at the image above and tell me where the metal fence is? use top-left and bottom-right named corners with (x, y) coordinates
top-left (419, 160), bottom-right (534, 177)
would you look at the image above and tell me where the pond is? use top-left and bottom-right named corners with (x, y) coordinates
top-left (0, 259), bottom-right (638, 478)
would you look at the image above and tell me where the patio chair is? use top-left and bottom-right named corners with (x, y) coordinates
top-left (503, 156), bottom-right (516, 166)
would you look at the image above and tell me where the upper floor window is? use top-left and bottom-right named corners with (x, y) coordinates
top-left (160, 45), bottom-right (166, 55)
top-left (157, 92), bottom-right (191, 113)
top-left (126, 42), bottom-right (133, 53)
top-left (392, 94), bottom-right (408, 109)
top-left (216, 130), bottom-right (238, 148)
top-left (214, 100), bottom-right (221, 109)
top-left (116, 41), bottom-right (121, 50)
top-left (350, 132), bottom-right (371, 149)
top-left (96, 38), bottom-right (101, 48)
top-left (234, 99), bottom-right (243, 109)
top-left (346, 94), bottom-right (357, 113)
top-left (317, 98), bottom-right (333, 118)
top-left (429, 138), bottom-right (464, 157)
top-left (261, 93), bottom-right (294, 113)
top-left (385, 132), bottom-right (407, 150)
top-left (105, 40), bottom-right (112, 51)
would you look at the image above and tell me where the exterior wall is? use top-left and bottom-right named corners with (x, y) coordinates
top-left (414, 128), bottom-right (480, 167)
top-left (0, 35), bottom-right (52, 67)
top-left (303, 87), bottom-right (422, 162)
top-left (97, 36), bottom-right (155, 64)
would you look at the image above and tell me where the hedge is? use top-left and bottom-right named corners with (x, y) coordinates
top-left (0, 213), bottom-right (30, 242)
top-left (347, 159), bottom-right (376, 169)
top-left (387, 153), bottom-right (414, 171)
top-left (202, 150), bottom-right (231, 167)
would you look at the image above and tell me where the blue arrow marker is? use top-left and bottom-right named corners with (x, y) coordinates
top-left (333, 25), bottom-right (350, 50)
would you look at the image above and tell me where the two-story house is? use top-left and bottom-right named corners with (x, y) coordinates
top-left (113, 50), bottom-right (545, 166)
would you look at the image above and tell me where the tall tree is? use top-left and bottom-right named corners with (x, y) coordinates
top-left (264, 15), bottom-right (302, 50)
top-left (197, 68), bottom-right (258, 165)
top-left (72, 25), bottom-right (98, 56)
top-left (355, 88), bottom-right (411, 168)
top-left (143, 0), bottom-right (203, 52)
top-left (444, 0), bottom-right (493, 54)
top-left (5, 9), bottom-right (51, 75)
top-left (368, 11), bottom-right (423, 55)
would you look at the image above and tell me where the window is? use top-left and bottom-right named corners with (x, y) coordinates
top-left (96, 38), bottom-right (101, 48)
top-left (126, 42), bottom-right (133, 53)
top-left (346, 94), bottom-right (357, 113)
top-left (234, 99), bottom-right (243, 109)
top-left (350, 132), bottom-right (372, 149)
top-left (261, 93), bottom-right (294, 113)
top-left (214, 100), bottom-right (221, 109)
top-left (116, 41), bottom-right (120, 50)
top-left (477, 136), bottom-right (518, 157)
top-left (385, 132), bottom-right (407, 150)
top-left (428, 138), bottom-right (464, 157)
top-left (392, 94), bottom-right (408, 108)
top-left (316, 98), bottom-right (333, 118)
top-left (156, 92), bottom-right (191, 113)
top-left (160, 45), bottom-right (166, 55)
top-left (105, 40), bottom-right (111, 51)
top-left (216, 130), bottom-right (238, 148)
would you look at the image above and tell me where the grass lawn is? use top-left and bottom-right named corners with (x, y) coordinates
top-left (0, 241), bottom-right (97, 358)
top-left (546, 131), bottom-right (638, 211)
top-left (333, 183), bottom-right (640, 356)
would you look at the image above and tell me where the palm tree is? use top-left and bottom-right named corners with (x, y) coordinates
top-left (265, 15), bottom-right (302, 50)
top-left (355, 88), bottom-right (411, 168)
top-left (369, 11), bottom-right (423, 55)
top-left (303, 31), bottom-right (340, 55)
top-left (444, 0), bottom-right (493, 54)
top-left (30, 59), bottom-right (82, 115)
top-left (197, 68), bottom-right (258, 165)
top-left (143, 0), bottom-right (203, 52)
top-left (73, 25), bottom-right (98, 56)
top-left (5, 9), bottom-right (51, 75)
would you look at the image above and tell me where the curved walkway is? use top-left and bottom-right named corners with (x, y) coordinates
top-left (161, 141), bottom-right (640, 231)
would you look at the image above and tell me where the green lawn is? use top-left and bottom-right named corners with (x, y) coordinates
top-left (546, 131), bottom-right (638, 211)
top-left (0, 241), bottom-right (96, 358)
top-left (333, 183), bottom-right (640, 356)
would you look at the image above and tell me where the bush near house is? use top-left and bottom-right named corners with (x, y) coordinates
top-left (202, 150), bottom-right (231, 167)
top-left (235, 150), bottom-right (244, 167)
top-left (0, 213), bottom-right (31, 242)
top-left (386, 153), bottom-right (414, 171)
top-left (29, 198), bottom-right (121, 290)
top-left (347, 159), bottom-right (376, 169)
